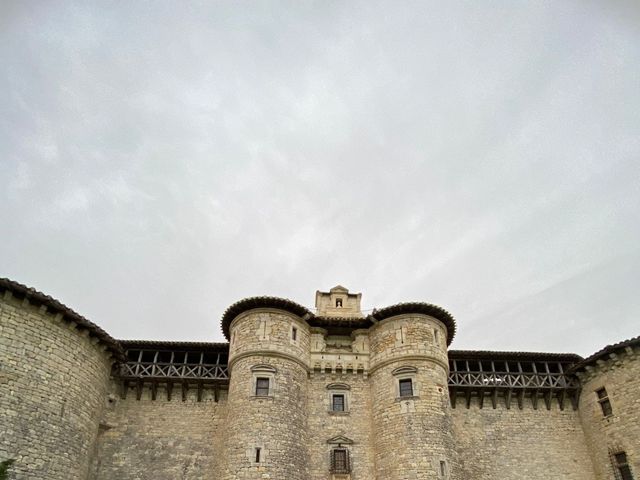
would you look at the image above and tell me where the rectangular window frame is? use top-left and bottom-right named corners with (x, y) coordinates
top-left (399, 378), bottom-right (414, 398)
top-left (255, 377), bottom-right (270, 396)
top-left (613, 452), bottom-right (634, 480)
top-left (596, 387), bottom-right (613, 417)
top-left (331, 393), bottom-right (346, 412)
top-left (330, 448), bottom-right (351, 474)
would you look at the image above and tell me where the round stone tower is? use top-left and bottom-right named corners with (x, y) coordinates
top-left (369, 303), bottom-right (457, 480)
top-left (220, 297), bottom-right (312, 480)
top-left (0, 278), bottom-right (122, 480)
top-left (571, 338), bottom-right (640, 480)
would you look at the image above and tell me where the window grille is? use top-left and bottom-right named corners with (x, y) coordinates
top-left (399, 378), bottom-right (413, 397)
top-left (256, 377), bottom-right (270, 396)
top-left (596, 388), bottom-right (613, 417)
top-left (330, 448), bottom-right (350, 474)
top-left (332, 394), bottom-right (345, 412)
top-left (613, 452), bottom-right (634, 480)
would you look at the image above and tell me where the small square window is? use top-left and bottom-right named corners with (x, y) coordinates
top-left (399, 378), bottom-right (413, 397)
top-left (596, 387), bottom-right (613, 417)
top-left (256, 377), bottom-right (270, 396)
top-left (332, 394), bottom-right (345, 412)
top-left (613, 452), bottom-right (634, 480)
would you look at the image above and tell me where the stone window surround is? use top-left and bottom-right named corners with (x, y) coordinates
top-left (392, 366), bottom-right (420, 399)
top-left (437, 458), bottom-right (450, 479)
top-left (595, 386), bottom-right (614, 418)
top-left (327, 382), bottom-right (351, 414)
top-left (327, 435), bottom-right (354, 475)
top-left (250, 364), bottom-right (277, 397)
top-left (247, 444), bottom-right (268, 465)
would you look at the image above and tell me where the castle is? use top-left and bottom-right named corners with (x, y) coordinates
top-left (0, 278), bottom-right (638, 479)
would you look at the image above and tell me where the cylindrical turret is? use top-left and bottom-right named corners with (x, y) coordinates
top-left (573, 339), bottom-right (640, 480)
top-left (369, 303), bottom-right (457, 480)
top-left (0, 279), bottom-right (120, 480)
top-left (220, 298), bottom-right (312, 480)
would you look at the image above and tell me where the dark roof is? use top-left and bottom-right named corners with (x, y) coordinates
top-left (220, 296), bottom-right (457, 344)
top-left (0, 278), bottom-right (124, 360)
top-left (120, 339), bottom-right (229, 350)
top-left (568, 336), bottom-right (640, 373)
top-left (449, 349), bottom-right (583, 363)
top-left (370, 302), bottom-right (456, 345)
top-left (221, 296), bottom-right (312, 338)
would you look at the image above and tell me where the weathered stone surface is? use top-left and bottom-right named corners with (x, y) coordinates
top-left (577, 347), bottom-right (640, 479)
top-left (0, 295), bottom-right (112, 479)
top-left (1, 283), bottom-right (638, 480)
top-left (92, 383), bottom-right (225, 479)
top-left (452, 399), bottom-right (595, 479)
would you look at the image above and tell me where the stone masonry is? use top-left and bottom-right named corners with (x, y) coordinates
top-left (0, 278), bottom-right (638, 480)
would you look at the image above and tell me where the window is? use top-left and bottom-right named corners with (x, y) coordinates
top-left (330, 449), bottom-right (350, 474)
top-left (399, 378), bottom-right (414, 397)
top-left (251, 364), bottom-right (276, 397)
top-left (327, 383), bottom-right (350, 413)
top-left (292, 327), bottom-right (297, 341)
top-left (613, 452), bottom-right (634, 480)
top-left (332, 394), bottom-right (345, 412)
top-left (596, 387), bottom-right (613, 417)
top-left (255, 447), bottom-right (261, 463)
top-left (440, 460), bottom-right (447, 478)
top-left (256, 377), bottom-right (270, 396)
top-left (336, 298), bottom-right (343, 307)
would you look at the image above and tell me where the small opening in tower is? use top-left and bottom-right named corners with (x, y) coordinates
top-left (336, 298), bottom-right (342, 307)
top-left (440, 460), bottom-right (447, 477)
top-left (292, 327), bottom-right (297, 341)
top-left (255, 447), bottom-right (261, 463)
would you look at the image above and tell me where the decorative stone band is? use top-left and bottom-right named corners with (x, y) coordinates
top-left (369, 354), bottom-right (449, 375)
top-left (228, 349), bottom-right (310, 373)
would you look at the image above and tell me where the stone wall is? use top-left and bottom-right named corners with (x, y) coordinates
top-left (307, 373), bottom-right (375, 480)
top-left (222, 309), bottom-right (311, 480)
top-left (369, 314), bottom-right (457, 480)
top-left (452, 400), bottom-right (596, 479)
top-left (92, 383), bottom-right (226, 479)
top-left (0, 294), bottom-right (113, 480)
top-left (577, 346), bottom-right (640, 480)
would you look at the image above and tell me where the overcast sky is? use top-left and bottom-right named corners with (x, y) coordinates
top-left (1, 1), bottom-right (639, 356)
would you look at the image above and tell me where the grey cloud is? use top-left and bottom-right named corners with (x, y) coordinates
top-left (1, 1), bottom-right (639, 355)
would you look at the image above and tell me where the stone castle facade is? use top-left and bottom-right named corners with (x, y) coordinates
top-left (0, 278), bottom-right (638, 479)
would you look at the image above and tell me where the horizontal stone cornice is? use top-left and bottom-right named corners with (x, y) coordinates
top-left (229, 349), bottom-right (309, 373)
top-left (369, 354), bottom-right (449, 375)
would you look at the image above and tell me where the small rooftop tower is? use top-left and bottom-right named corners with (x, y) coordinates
top-left (315, 285), bottom-right (363, 318)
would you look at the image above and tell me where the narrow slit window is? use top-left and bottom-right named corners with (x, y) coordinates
top-left (255, 377), bottom-right (270, 396)
top-left (399, 378), bottom-right (413, 397)
top-left (332, 394), bottom-right (345, 412)
top-left (440, 460), bottom-right (447, 477)
top-left (292, 327), bottom-right (297, 341)
top-left (614, 452), bottom-right (634, 480)
top-left (596, 387), bottom-right (613, 417)
top-left (255, 447), bottom-right (261, 463)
